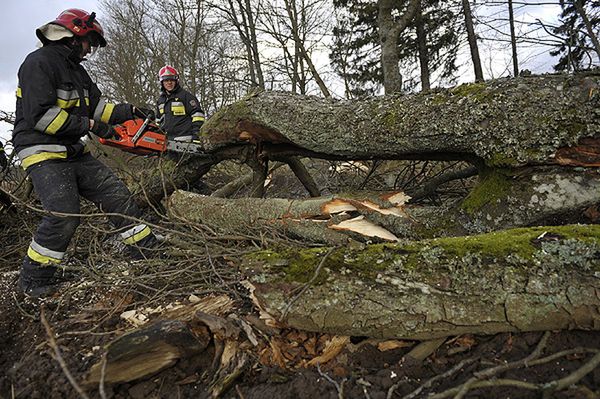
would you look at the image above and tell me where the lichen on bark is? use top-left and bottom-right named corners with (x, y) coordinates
top-left (243, 224), bottom-right (600, 339)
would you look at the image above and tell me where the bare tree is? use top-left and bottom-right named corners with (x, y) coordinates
top-left (508, 0), bottom-right (519, 77)
top-left (211, 0), bottom-right (266, 89)
top-left (462, 0), bottom-right (484, 82)
top-left (91, 0), bottom-right (248, 115)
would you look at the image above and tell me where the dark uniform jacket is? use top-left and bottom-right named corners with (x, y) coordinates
top-left (156, 84), bottom-right (205, 141)
top-left (13, 44), bottom-right (133, 169)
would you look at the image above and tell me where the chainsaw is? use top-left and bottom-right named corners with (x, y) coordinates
top-left (98, 117), bottom-right (207, 156)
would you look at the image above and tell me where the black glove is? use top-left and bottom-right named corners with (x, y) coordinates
top-left (133, 106), bottom-right (155, 120)
top-left (90, 121), bottom-right (118, 140)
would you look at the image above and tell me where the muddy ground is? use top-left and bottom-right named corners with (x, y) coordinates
top-left (0, 269), bottom-right (599, 399)
top-left (1, 164), bottom-right (598, 399)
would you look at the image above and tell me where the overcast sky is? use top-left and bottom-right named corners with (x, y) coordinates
top-left (0, 1), bottom-right (566, 143)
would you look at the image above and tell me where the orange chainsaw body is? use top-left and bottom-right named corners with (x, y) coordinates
top-left (98, 119), bottom-right (167, 155)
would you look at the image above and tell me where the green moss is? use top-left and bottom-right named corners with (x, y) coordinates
top-left (431, 94), bottom-right (448, 106)
top-left (461, 168), bottom-right (512, 213)
top-left (383, 109), bottom-right (400, 129)
top-left (248, 244), bottom-right (406, 284)
top-left (450, 82), bottom-right (490, 101)
top-left (486, 153), bottom-right (520, 167)
top-left (422, 224), bottom-right (600, 262)
top-left (246, 225), bottom-right (600, 284)
top-left (201, 97), bottom-right (251, 134)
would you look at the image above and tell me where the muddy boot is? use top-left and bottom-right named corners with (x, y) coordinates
top-left (18, 258), bottom-right (60, 298)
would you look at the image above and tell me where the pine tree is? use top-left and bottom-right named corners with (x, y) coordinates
top-left (551, 0), bottom-right (600, 72)
top-left (330, 0), bottom-right (461, 97)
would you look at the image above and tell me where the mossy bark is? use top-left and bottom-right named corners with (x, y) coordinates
top-left (241, 225), bottom-right (600, 339)
top-left (202, 73), bottom-right (600, 166)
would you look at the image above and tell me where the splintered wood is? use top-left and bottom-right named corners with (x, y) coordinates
top-left (169, 190), bottom-right (412, 244)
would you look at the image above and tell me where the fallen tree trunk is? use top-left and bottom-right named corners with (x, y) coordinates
top-left (241, 224), bottom-right (600, 339)
top-left (202, 73), bottom-right (600, 167)
top-left (131, 74), bottom-right (600, 213)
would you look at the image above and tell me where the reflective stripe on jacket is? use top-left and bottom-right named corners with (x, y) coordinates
top-left (12, 44), bottom-right (133, 169)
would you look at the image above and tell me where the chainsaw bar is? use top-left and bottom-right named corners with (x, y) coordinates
top-left (166, 140), bottom-right (206, 154)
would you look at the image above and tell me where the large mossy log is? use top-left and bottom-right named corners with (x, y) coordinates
top-left (241, 225), bottom-right (600, 339)
top-left (202, 73), bottom-right (600, 167)
top-left (135, 74), bottom-right (600, 208)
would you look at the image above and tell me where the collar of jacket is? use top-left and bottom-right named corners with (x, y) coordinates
top-left (44, 43), bottom-right (83, 65)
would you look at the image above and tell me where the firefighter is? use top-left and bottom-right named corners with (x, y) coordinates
top-left (13, 9), bottom-right (159, 297)
top-left (155, 65), bottom-right (206, 142)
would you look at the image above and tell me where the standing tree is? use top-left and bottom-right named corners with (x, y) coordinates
top-left (331, 0), bottom-right (461, 95)
top-left (508, 0), bottom-right (519, 77)
top-left (378, 0), bottom-right (420, 94)
top-left (551, 0), bottom-right (600, 72)
top-left (462, 0), bottom-right (484, 81)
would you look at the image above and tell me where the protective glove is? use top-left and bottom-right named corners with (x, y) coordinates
top-left (90, 120), bottom-right (118, 140)
top-left (133, 106), bottom-right (155, 120)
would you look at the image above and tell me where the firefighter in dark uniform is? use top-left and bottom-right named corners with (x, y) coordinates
top-left (155, 65), bottom-right (206, 142)
top-left (13, 9), bottom-right (159, 297)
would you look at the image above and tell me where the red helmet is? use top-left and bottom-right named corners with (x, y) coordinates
top-left (159, 65), bottom-right (179, 82)
top-left (51, 9), bottom-right (107, 47)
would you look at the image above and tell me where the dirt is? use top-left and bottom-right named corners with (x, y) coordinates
top-left (0, 269), bottom-right (599, 399)
top-left (0, 198), bottom-right (598, 399)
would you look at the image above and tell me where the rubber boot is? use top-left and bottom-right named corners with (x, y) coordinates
top-left (126, 233), bottom-right (163, 260)
top-left (18, 257), bottom-right (60, 298)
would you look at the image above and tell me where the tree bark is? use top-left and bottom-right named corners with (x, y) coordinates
top-left (508, 0), bottom-right (519, 77)
top-left (241, 224), bottom-right (600, 339)
top-left (378, 0), bottom-right (420, 94)
top-left (462, 0), bottom-right (484, 82)
top-left (202, 73), bottom-right (600, 167)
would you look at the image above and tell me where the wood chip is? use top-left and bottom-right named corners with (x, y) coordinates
top-left (377, 340), bottom-right (414, 352)
top-left (329, 215), bottom-right (400, 241)
top-left (307, 336), bottom-right (350, 366)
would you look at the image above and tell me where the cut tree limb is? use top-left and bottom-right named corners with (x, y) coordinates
top-left (168, 189), bottom-right (413, 244)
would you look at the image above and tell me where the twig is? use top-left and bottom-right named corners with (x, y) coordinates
top-left (316, 364), bottom-right (346, 399)
top-left (11, 292), bottom-right (37, 320)
top-left (542, 351), bottom-right (600, 396)
top-left (428, 379), bottom-right (539, 399)
top-left (431, 331), bottom-right (551, 399)
top-left (475, 331), bottom-right (551, 378)
top-left (280, 247), bottom-right (337, 320)
top-left (400, 357), bottom-right (479, 399)
top-left (40, 307), bottom-right (90, 399)
top-left (99, 352), bottom-right (108, 399)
